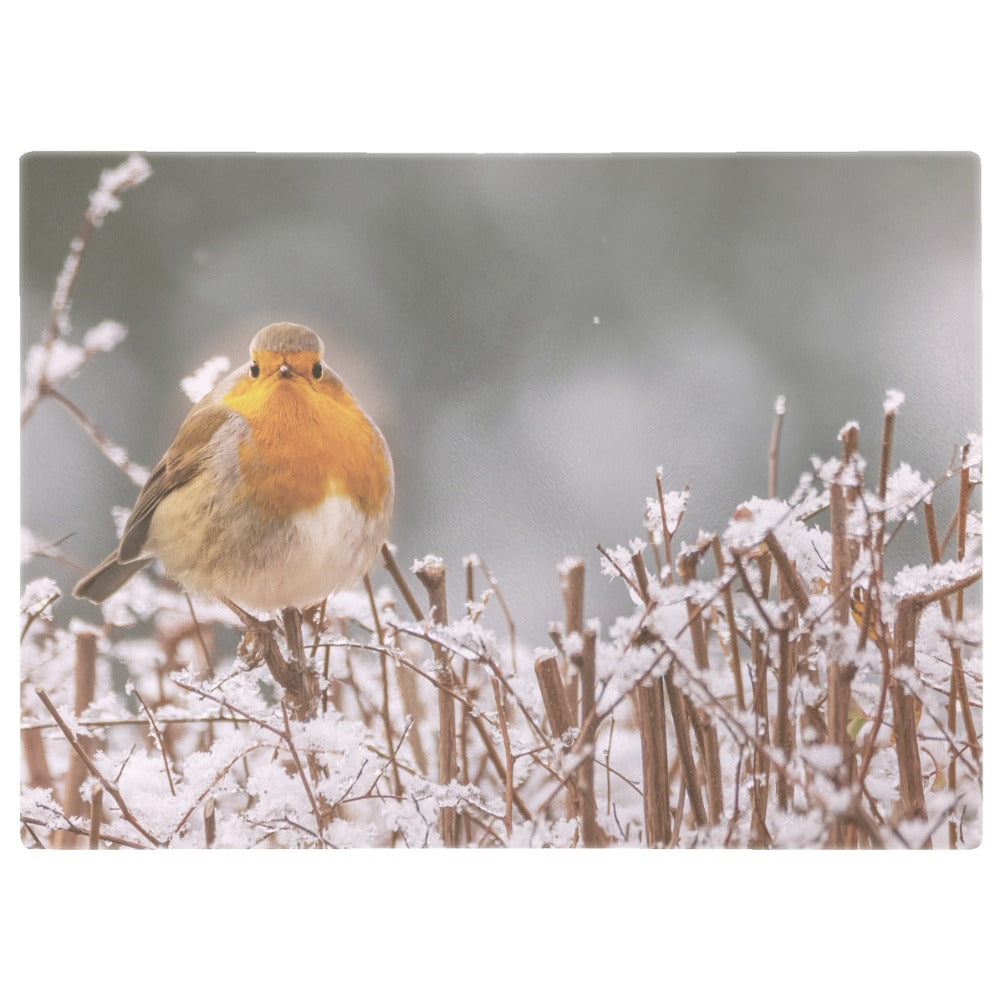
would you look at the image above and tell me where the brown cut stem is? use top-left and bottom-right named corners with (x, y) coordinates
top-left (560, 558), bottom-right (586, 722)
top-left (775, 618), bottom-right (792, 811)
top-left (56, 631), bottom-right (98, 849)
top-left (88, 785), bottom-right (103, 850)
top-left (413, 559), bottom-right (458, 847)
top-left (577, 627), bottom-right (603, 846)
top-left (204, 799), bottom-right (217, 848)
top-left (636, 679), bottom-right (671, 847)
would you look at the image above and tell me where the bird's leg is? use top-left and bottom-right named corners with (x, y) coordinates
top-left (222, 597), bottom-right (270, 634)
top-left (224, 598), bottom-right (290, 685)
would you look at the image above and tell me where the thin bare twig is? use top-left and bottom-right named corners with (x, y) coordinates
top-left (35, 687), bottom-right (163, 847)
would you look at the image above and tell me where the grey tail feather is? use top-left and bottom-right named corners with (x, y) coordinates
top-left (72, 552), bottom-right (154, 604)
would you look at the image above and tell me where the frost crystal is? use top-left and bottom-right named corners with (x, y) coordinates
top-left (883, 388), bottom-right (905, 414)
top-left (893, 558), bottom-right (981, 600)
top-left (180, 355), bottom-right (231, 403)
top-left (643, 486), bottom-right (688, 536)
top-left (884, 463), bottom-right (932, 521)
top-left (83, 320), bottom-right (127, 353)
top-left (411, 554), bottom-right (445, 575)
top-left (24, 340), bottom-right (85, 387)
top-left (21, 578), bottom-right (60, 618)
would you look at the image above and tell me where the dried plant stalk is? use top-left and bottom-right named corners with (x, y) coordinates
top-left (490, 677), bottom-right (514, 837)
top-left (535, 653), bottom-right (575, 742)
top-left (891, 599), bottom-right (928, 828)
top-left (55, 631), bottom-right (98, 849)
top-left (395, 663), bottom-right (429, 775)
top-left (749, 556), bottom-right (772, 847)
top-left (763, 531), bottom-right (810, 616)
top-left (663, 667), bottom-right (708, 830)
top-left (21, 727), bottom-right (53, 790)
top-left (768, 397), bottom-right (784, 499)
top-left (88, 784), bottom-right (103, 850)
top-left (381, 543), bottom-right (425, 619)
top-left (36, 686), bottom-right (163, 847)
top-left (578, 627), bottom-right (602, 846)
top-left (414, 559), bottom-right (458, 847)
top-left (636, 679), bottom-right (671, 847)
top-left (774, 616), bottom-right (793, 811)
top-left (535, 652), bottom-right (582, 825)
top-left (363, 575), bottom-right (402, 795)
top-left (559, 558), bottom-right (585, 721)
top-left (711, 537), bottom-right (746, 710)
top-left (825, 475), bottom-right (855, 851)
top-left (675, 545), bottom-right (724, 825)
top-left (924, 499), bottom-right (980, 767)
top-left (204, 798), bottom-right (216, 848)
top-left (890, 567), bottom-right (981, 830)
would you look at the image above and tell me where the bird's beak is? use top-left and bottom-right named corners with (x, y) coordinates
top-left (278, 362), bottom-right (293, 379)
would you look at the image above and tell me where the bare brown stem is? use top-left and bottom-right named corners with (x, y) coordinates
top-left (55, 631), bottom-right (98, 849)
top-left (712, 536), bottom-right (746, 710)
top-left (381, 544), bottom-right (425, 620)
top-left (364, 574), bottom-right (403, 796)
top-left (490, 677), bottom-right (515, 838)
top-left (636, 678), bottom-right (671, 847)
top-left (131, 684), bottom-right (176, 796)
top-left (88, 785), bottom-right (103, 850)
top-left (413, 558), bottom-right (458, 847)
top-left (768, 397), bottom-right (785, 498)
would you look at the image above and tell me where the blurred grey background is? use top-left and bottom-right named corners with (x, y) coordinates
top-left (20, 154), bottom-right (981, 631)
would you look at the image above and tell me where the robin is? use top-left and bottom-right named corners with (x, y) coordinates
top-left (73, 322), bottom-right (394, 615)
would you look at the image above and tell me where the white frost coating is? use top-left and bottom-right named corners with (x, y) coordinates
top-left (937, 613), bottom-right (982, 648)
top-left (965, 433), bottom-right (982, 483)
top-left (83, 320), bottom-right (127, 353)
top-left (723, 496), bottom-right (831, 585)
top-left (88, 154), bottom-right (153, 227)
top-left (180, 355), bottom-right (231, 403)
top-left (411, 554), bottom-right (445, 575)
top-left (838, 419), bottom-right (859, 438)
top-left (24, 340), bottom-right (85, 386)
top-left (557, 555), bottom-right (585, 575)
top-left (799, 743), bottom-right (843, 773)
top-left (893, 557), bottom-right (982, 600)
top-left (774, 394), bottom-right (786, 415)
top-left (884, 463), bottom-right (932, 521)
top-left (21, 526), bottom-right (40, 562)
top-left (21, 577), bottom-right (60, 618)
top-left (643, 486), bottom-right (689, 536)
top-left (883, 388), bottom-right (905, 414)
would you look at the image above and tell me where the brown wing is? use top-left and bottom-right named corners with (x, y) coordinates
top-left (117, 404), bottom-right (231, 562)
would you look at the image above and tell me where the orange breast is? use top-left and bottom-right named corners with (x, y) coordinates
top-left (222, 375), bottom-right (391, 519)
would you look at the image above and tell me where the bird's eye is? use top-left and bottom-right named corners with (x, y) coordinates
top-left (312, 361), bottom-right (323, 379)
top-left (250, 362), bottom-right (260, 378)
